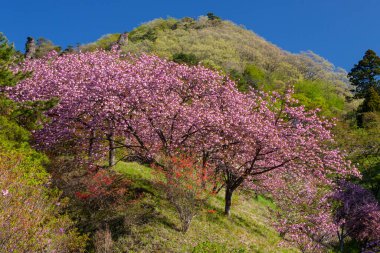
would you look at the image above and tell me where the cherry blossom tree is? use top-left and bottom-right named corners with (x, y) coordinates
top-left (9, 50), bottom-right (358, 227)
top-left (10, 50), bottom-right (235, 168)
top-left (332, 181), bottom-right (380, 252)
top-left (211, 90), bottom-right (357, 215)
top-left (268, 174), bottom-right (338, 252)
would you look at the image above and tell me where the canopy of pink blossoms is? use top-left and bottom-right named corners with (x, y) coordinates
top-left (9, 50), bottom-right (360, 251)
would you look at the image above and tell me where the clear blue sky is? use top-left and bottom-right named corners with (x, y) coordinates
top-left (2, 0), bottom-right (380, 70)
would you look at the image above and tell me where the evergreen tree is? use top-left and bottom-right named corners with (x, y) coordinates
top-left (0, 33), bottom-right (56, 130)
top-left (362, 86), bottom-right (380, 113)
top-left (206, 12), bottom-right (221, 21)
top-left (0, 33), bottom-right (27, 88)
top-left (348, 49), bottom-right (380, 98)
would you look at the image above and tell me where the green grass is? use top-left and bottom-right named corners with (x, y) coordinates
top-left (114, 161), bottom-right (155, 181)
top-left (111, 161), bottom-right (299, 253)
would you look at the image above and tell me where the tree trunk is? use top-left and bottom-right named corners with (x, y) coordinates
top-left (107, 132), bottom-right (116, 167)
top-left (338, 229), bottom-right (344, 253)
top-left (224, 185), bottom-right (234, 216)
top-left (200, 153), bottom-right (208, 189)
top-left (88, 130), bottom-right (95, 157)
top-left (201, 166), bottom-right (207, 189)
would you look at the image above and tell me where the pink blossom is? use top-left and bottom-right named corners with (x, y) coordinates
top-left (2, 189), bottom-right (9, 196)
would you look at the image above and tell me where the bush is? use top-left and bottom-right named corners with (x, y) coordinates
top-left (294, 79), bottom-right (345, 117)
top-left (94, 225), bottom-right (114, 253)
top-left (0, 149), bottom-right (88, 252)
top-left (359, 112), bottom-right (380, 129)
top-left (172, 52), bottom-right (199, 66)
top-left (155, 155), bottom-right (212, 232)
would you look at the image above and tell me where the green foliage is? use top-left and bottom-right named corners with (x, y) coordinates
top-left (357, 87), bottom-right (380, 127)
top-left (341, 49), bottom-right (380, 205)
top-left (130, 26), bottom-right (156, 42)
top-left (348, 49), bottom-right (380, 98)
top-left (0, 33), bottom-right (27, 88)
top-left (335, 122), bottom-right (380, 201)
top-left (231, 64), bottom-right (266, 91)
top-left (62, 45), bottom-right (78, 54)
top-left (4, 16), bottom-right (369, 252)
top-left (0, 116), bottom-right (30, 147)
top-left (360, 151), bottom-right (380, 199)
top-left (34, 37), bottom-right (61, 58)
top-left (13, 98), bottom-right (59, 130)
top-left (293, 80), bottom-right (345, 117)
top-left (0, 112), bottom-right (49, 187)
top-left (348, 50), bottom-right (380, 128)
top-left (128, 18), bottom-right (178, 43)
top-left (361, 86), bottom-right (380, 112)
top-left (0, 33), bottom-right (32, 144)
top-left (0, 141), bottom-right (88, 252)
top-left (173, 17), bottom-right (197, 30)
top-left (207, 13), bottom-right (221, 21)
top-left (360, 112), bottom-right (380, 129)
top-left (81, 34), bottom-right (121, 52)
top-left (114, 161), bottom-right (154, 181)
top-left (0, 33), bottom-right (58, 131)
top-left (25, 36), bottom-right (34, 55)
top-left (244, 64), bottom-right (265, 84)
top-left (228, 69), bottom-right (245, 90)
top-left (206, 13), bottom-right (222, 26)
top-left (172, 52), bottom-right (199, 66)
top-left (200, 59), bottom-right (223, 71)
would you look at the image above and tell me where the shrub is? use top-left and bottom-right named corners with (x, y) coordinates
top-left (172, 52), bottom-right (199, 66)
top-left (0, 149), bottom-right (88, 252)
top-left (155, 155), bottom-right (212, 232)
top-left (94, 225), bottom-right (114, 253)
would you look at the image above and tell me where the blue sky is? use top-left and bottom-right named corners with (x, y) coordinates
top-left (2, 0), bottom-right (380, 70)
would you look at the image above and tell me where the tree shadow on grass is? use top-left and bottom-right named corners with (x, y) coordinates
top-left (155, 214), bottom-right (182, 232)
top-left (202, 201), bottom-right (267, 238)
top-left (125, 177), bottom-right (183, 232)
top-left (230, 214), bottom-right (267, 238)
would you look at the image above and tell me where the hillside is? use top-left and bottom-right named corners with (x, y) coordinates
top-left (2, 4), bottom-right (380, 252)
top-left (88, 161), bottom-right (299, 252)
top-left (80, 16), bottom-right (351, 116)
top-left (81, 17), bottom-right (345, 79)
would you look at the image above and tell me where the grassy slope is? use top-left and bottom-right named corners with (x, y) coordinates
top-left (113, 162), bottom-right (298, 253)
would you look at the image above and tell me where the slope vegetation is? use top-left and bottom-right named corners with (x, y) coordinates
top-left (106, 162), bottom-right (299, 253)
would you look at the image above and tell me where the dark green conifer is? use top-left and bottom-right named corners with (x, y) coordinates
top-left (348, 49), bottom-right (380, 98)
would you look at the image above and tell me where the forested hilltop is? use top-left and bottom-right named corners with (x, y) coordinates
top-left (1, 13), bottom-right (380, 253)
